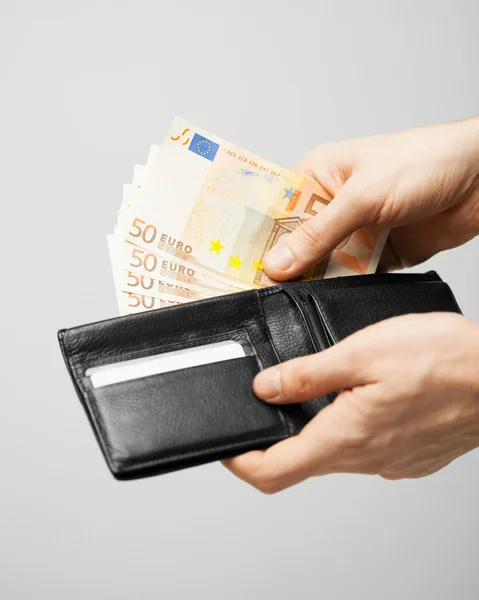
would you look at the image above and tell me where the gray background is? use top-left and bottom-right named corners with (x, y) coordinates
top-left (6, 1), bottom-right (479, 598)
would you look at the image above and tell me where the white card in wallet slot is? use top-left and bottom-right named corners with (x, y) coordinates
top-left (86, 340), bottom-right (249, 388)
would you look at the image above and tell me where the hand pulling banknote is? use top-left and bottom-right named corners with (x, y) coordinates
top-left (108, 118), bottom-right (389, 315)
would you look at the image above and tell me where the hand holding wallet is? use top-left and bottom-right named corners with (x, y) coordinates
top-left (58, 271), bottom-right (461, 480)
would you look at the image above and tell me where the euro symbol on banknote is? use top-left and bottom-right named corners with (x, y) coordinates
top-left (170, 127), bottom-right (191, 146)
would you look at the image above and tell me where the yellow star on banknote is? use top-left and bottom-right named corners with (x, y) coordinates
top-left (229, 255), bottom-right (243, 270)
top-left (252, 260), bottom-right (263, 271)
top-left (209, 238), bottom-right (224, 254)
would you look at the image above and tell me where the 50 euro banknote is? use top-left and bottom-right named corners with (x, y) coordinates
top-left (110, 148), bottom-right (240, 312)
top-left (109, 239), bottom-right (212, 315)
top-left (117, 291), bottom-right (185, 316)
top-left (110, 142), bottom-right (241, 307)
top-left (116, 118), bottom-right (388, 289)
top-left (107, 235), bottom-right (239, 296)
top-left (118, 144), bottom-right (161, 215)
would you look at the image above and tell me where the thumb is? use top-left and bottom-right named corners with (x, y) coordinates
top-left (263, 177), bottom-right (372, 281)
top-left (253, 332), bottom-right (370, 404)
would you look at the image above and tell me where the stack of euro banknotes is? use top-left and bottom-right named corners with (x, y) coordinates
top-left (108, 118), bottom-right (388, 315)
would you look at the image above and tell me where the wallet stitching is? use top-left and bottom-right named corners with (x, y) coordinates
top-left (259, 286), bottom-right (284, 298)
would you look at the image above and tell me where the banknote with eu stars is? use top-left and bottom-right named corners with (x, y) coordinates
top-left (108, 118), bottom-right (389, 315)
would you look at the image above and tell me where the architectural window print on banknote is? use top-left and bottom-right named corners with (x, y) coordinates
top-left (108, 118), bottom-right (388, 315)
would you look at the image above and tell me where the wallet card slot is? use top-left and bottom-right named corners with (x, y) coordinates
top-left (86, 339), bottom-right (252, 388)
top-left (85, 355), bottom-right (290, 478)
top-left (75, 328), bottom-right (260, 377)
top-left (61, 288), bottom-right (277, 376)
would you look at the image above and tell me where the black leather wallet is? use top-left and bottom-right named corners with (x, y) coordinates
top-left (58, 271), bottom-right (461, 480)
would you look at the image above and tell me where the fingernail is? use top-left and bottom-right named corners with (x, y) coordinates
top-left (264, 245), bottom-right (294, 271)
top-left (254, 368), bottom-right (282, 401)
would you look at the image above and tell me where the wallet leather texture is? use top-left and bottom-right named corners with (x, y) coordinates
top-left (58, 271), bottom-right (461, 480)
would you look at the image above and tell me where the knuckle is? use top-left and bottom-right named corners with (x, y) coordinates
top-left (358, 455), bottom-right (389, 475)
top-left (295, 151), bottom-right (317, 177)
top-left (345, 348), bottom-right (367, 376)
top-left (338, 427), bottom-right (369, 457)
top-left (352, 187), bottom-right (372, 209)
top-left (336, 389), bottom-right (373, 431)
top-left (370, 190), bottom-right (397, 225)
top-left (294, 220), bottom-right (327, 252)
top-left (296, 145), bottom-right (335, 175)
top-left (257, 482), bottom-right (281, 495)
top-left (350, 178), bottom-right (391, 219)
top-left (410, 353), bottom-right (435, 396)
top-left (290, 363), bottom-right (315, 400)
top-left (246, 459), bottom-right (289, 495)
top-left (341, 181), bottom-right (369, 207)
top-left (253, 472), bottom-right (285, 495)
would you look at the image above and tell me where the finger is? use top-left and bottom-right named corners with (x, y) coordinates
top-left (263, 177), bottom-right (371, 280)
top-left (224, 382), bottom-right (392, 491)
top-left (253, 335), bottom-right (371, 404)
top-left (222, 408), bottom-right (341, 493)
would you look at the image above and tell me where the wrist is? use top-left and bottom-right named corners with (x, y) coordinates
top-left (453, 116), bottom-right (479, 234)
